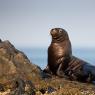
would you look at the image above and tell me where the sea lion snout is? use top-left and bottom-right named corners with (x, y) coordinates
top-left (50, 29), bottom-right (58, 38)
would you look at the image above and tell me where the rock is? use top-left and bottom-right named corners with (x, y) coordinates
top-left (12, 78), bottom-right (25, 95)
top-left (0, 39), bottom-right (42, 93)
top-left (0, 83), bottom-right (4, 92)
top-left (47, 86), bottom-right (56, 94)
top-left (40, 88), bottom-right (46, 94)
top-left (41, 71), bottom-right (52, 79)
top-left (0, 89), bottom-right (10, 95)
top-left (39, 86), bottom-right (56, 94)
top-left (10, 79), bottom-right (36, 95)
top-left (25, 80), bottom-right (36, 95)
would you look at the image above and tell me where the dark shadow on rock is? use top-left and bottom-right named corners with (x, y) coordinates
top-left (0, 83), bottom-right (4, 92)
top-left (39, 86), bottom-right (56, 94)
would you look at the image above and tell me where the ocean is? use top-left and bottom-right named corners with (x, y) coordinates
top-left (19, 48), bottom-right (95, 69)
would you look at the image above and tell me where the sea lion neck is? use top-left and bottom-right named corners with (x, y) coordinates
top-left (52, 38), bottom-right (64, 43)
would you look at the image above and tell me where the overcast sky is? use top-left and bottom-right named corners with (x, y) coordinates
top-left (0, 0), bottom-right (95, 48)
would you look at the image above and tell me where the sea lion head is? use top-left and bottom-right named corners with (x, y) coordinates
top-left (50, 28), bottom-right (69, 42)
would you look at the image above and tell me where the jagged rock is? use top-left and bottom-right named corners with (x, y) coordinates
top-left (0, 40), bottom-right (42, 93)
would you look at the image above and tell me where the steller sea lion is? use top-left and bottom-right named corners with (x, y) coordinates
top-left (43, 28), bottom-right (95, 83)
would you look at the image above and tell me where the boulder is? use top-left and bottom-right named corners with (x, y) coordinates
top-left (0, 40), bottom-right (42, 93)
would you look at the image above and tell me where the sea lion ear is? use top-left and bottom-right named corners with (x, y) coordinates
top-left (51, 28), bottom-right (53, 31)
top-left (65, 32), bottom-right (69, 40)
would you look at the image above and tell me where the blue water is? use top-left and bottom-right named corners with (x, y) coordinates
top-left (19, 48), bottom-right (95, 69)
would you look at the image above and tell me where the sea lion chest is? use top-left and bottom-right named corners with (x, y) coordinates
top-left (49, 43), bottom-right (64, 57)
top-left (48, 41), bottom-right (69, 67)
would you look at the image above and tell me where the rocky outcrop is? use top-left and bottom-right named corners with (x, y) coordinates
top-left (0, 40), bottom-right (42, 94)
top-left (0, 39), bottom-right (95, 95)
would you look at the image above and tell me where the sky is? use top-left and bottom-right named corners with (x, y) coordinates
top-left (0, 0), bottom-right (95, 48)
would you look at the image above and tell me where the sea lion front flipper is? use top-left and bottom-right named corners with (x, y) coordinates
top-left (56, 63), bottom-right (65, 78)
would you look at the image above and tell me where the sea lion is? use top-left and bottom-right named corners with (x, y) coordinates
top-left (44, 28), bottom-right (95, 83)
top-left (44, 28), bottom-right (72, 77)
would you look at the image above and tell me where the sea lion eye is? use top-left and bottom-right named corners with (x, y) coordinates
top-left (59, 29), bottom-right (63, 33)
